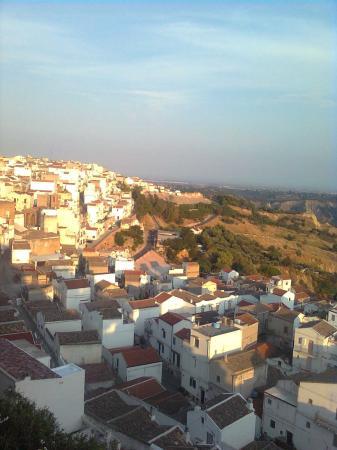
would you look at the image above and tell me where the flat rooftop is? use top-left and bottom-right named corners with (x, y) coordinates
top-left (195, 324), bottom-right (239, 337)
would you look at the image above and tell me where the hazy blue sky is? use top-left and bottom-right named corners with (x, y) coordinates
top-left (0, 1), bottom-right (336, 191)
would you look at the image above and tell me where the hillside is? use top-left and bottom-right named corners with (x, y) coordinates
top-left (136, 189), bottom-right (337, 298)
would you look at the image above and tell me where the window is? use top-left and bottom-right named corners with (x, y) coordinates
top-left (194, 337), bottom-right (200, 348)
top-left (216, 375), bottom-right (220, 383)
top-left (298, 337), bottom-right (303, 344)
top-left (189, 377), bottom-right (196, 389)
top-left (162, 328), bottom-right (166, 339)
top-left (201, 417), bottom-right (204, 424)
top-left (172, 337), bottom-right (176, 345)
top-left (267, 398), bottom-right (272, 405)
top-left (308, 398), bottom-right (313, 405)
top-left (270, 420), bottom-right (276, 429)
top-left (332, 314), bottom-right (335, 322)
top-left (278, 361), bottom-right (282, 367)
top-left (306, 422), bottom-right (311, 429)
top-left (206, 432), bottom-right (214, 444)
top-left (284, 326), bottom-right (288, 334)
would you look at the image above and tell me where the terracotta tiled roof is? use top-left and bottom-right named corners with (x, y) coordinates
top-left (175, 328), bottom-right (191, 341)
top-left (154, 292), bottom-right (172, 303)
top-left (160, 312), bottom-right (186, 326)
top-left (170, 289), bottom-right (198, 304)
top-left (312, 320), bottom-right (337, 338)
top-left (118, 376), bottom-right (165, 399)
top-left (235, 312), bottom-right (258, 326)
top-left (112, 407), bottom-right (171, 443)
top-left (0, 338), bottom-right (60, 381)
top-left (295, 291), bottom-right (310, 301)
top-left (272, 288), bottom-right (288, 297)
top-left (63, 278), bottom-right (89, 289)
top-left (57, 330), bottom-right (101, 345)
top-left (271, 306), bottom-right (300, 322)
top-left (128, 299), bottom-right (158, 310)
top-left (12, 240), bottom-right (31, 250)
top-left (85, 390), bottom-right (137, 421)
top-left (118, 346), bottom-right (161, 368)
top-left (206, 394), bottom-right (251, 429)
top-left (42, 309), bottom-right (80, 322)
top-left (124, 270), bottom-right (145, 276)
top-left (80, 362), bottom-right (115, 384)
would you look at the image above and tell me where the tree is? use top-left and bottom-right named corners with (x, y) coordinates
top-left (77, 254), bottom-right (87, 277)
top-left (0, 391), bottom-right (104, 450)
top-left (114, 232), bottom-right (125, 246)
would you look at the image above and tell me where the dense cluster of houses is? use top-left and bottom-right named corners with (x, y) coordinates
top-left (0, 155), bottom-right (337, 450)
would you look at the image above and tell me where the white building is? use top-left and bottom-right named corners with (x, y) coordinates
top-left (148, 312), bottom-right (191, 368)
top-left (125, 298), bottom-right (160, 337)
top-left (114, 257), bottom-right (135, 278)
top-left (328, 307), bottom-right (337, 326)
top-left (36, 308), bottom-right (82, 347)
top-left (57, 278), bottom-right (91, 311)
top-left (187, 393), bottom-right (256, 449)
top-left (55, 330), bottom-right (102, 365)
top-left (263, 369), bottom-right (337, 450)
top-left (106, 346), bottom-right (162, 382)
top-left (11, 240), bottom-right (31, 264)
top-left (0, 338), bottom-right (84, 433)
top-left (81, 299), bottom-right (134, 349)
top-left (293, 320), bottom-right (337, 372)
top-left (260, 288), bottom-right (296, 310)
top-left (219, 268), bottom-right (239, 283)
top-left (181, 323), bottom-right (242, 402)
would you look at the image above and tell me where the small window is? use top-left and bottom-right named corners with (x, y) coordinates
top-left (284, 326), bottom-right (288, 334)
top-left (194, 337), bottom-right (200, 348)
top-left (306, 421), bottom-right (311, 429)
top-left (267, 398), bottom-right (272, 405)
top-left (172, 337), bottom-right (176, 345)
top-left (206, 432), bottom-right (213, 444)
top-left (270, 420), bottom-right (276, 429)
top-left (308, 398), bottom-right (313, 405)
top-left (332, 314), bottom-right (335, 322)
top-left (298, 337), bottom-right (303, 344)
top-left (162, 328), bottom-right (166, 339)
top-left (189, 377), bottom-right (196, 389)
top-left (216, 375), bottom-right (220, 383)
top-left (278, 361), bottom-right (282, 367)
top-left (201, 417), bottom-right (204, 424)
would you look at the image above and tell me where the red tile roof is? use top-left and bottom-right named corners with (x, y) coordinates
top-left (295, 291), bottom-right (310, 301)
top-left (63, 278), bottom-right (89, 289)
top-left (80, 362), bottom-right (115, 384)
top-left (235, 313), bottom-right (258, 326)
top-left (272, 288), bottom-right (288, 297)
top-left (124, 270), bottom-right (145, 276)
top-left (117, 346), bottom-right (161, 368)
top-left (0, 338), bottom-right (60, 381)
top-left (174, 328), bottom-right (191, 341)
top-left (118, 376), bottom-right (165, 400)
top-left (160, 312), bottom-right (185, 326)
top-left (129, 299), bottom-right (158, 310)
top-left (238, 300), bottom-right (254, 307)
top-left (154, 292), bottom-right (172, 304)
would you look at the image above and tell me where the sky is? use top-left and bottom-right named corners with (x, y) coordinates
top-left (0, 1), bottom-right (336, 191)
